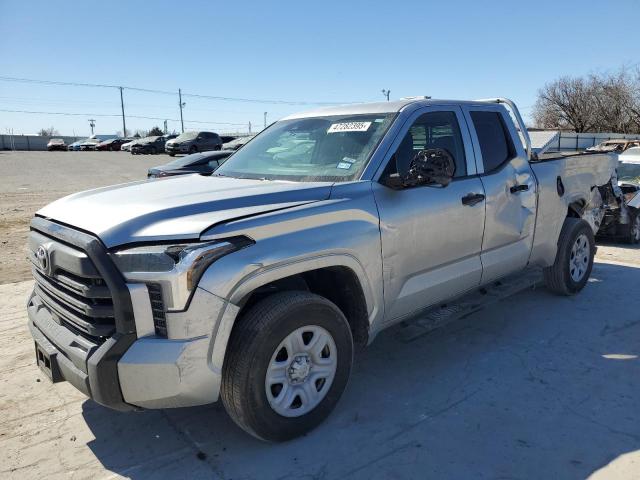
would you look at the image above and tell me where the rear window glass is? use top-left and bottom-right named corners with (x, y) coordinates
top-left (470, 111), bottom-right (515, 172)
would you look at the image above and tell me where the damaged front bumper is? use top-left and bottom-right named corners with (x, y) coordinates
top-left (27, 217), bottom-right (238, 411)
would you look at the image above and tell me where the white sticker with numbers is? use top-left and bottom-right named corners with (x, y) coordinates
top-left (327, 121), bottom-right (371, 133)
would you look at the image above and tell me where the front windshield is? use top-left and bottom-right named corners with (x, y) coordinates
top-left (215, 113), bottom-right (395, 182)
top-left (174, 131), bottom-right (198, 142)
top-left (617, 162), bottom-right (640, 182)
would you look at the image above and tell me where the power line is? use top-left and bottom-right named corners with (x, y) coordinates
top-left (0, 108), bottom-right (248, 126)
top-left (0, 75), bottom-right (353, 106)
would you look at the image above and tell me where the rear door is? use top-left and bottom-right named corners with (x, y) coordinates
top-left (373, 106), bottom-right (486, 321)
top-left (463, 106), bottom-right (537, 283)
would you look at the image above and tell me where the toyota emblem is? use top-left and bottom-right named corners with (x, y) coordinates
top-left (36, 245), bottom-right (49, 273)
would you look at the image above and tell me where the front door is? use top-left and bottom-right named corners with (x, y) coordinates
top-left (373, 107), bottom-right (486, 322)
top-left (463, 107), bottom-right (537, 283)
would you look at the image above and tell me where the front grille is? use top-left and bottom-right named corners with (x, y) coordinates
top-left (29, 230), bottom-right (116, 343)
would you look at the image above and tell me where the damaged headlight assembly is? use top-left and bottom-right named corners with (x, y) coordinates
top-left (111, 237), bottom-right (253, 311)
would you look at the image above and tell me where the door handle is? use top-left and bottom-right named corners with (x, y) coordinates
top-left (461, 193), bottom-right (485, 206)
top-left (510, 184), bottom-right (529, 194)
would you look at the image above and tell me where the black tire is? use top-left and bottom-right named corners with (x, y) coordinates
top-left (168, 153), bottom-right (175, 157)
top-left (221, 291), bottom-right (353, 442)
top-left (189, 146), bottom-right (198, 154)
top-left (622, 210), bottom-right (640, 244)
top-left (543, 217), bottom-right (595, 295)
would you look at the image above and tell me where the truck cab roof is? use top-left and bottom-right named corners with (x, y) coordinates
top-left (283, 98), bottom-right (501, 120)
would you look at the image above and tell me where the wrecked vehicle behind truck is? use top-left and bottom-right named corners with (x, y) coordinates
top-left (27, 97), bottom-right (616, 441)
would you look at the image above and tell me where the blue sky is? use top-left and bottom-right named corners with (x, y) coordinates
top-left (1, 0), bottom-right (639, 136)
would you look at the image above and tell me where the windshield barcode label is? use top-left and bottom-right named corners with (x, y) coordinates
top-left (327, 122), bottom-right (371, 133)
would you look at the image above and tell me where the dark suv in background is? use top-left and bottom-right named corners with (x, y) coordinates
top-left (165, 131), bottom-right (222, 156)
top-left (131, 136), bottom-right (167, 155)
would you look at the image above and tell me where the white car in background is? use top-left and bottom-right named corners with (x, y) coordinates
top-left (120, 139), bottom-right (139, 152)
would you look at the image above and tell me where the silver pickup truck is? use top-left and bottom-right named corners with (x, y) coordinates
top-left (27, 97), bottom-right (616, 441)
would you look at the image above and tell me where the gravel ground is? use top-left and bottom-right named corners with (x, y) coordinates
top-left (0, 151), bottom-right (161, 284)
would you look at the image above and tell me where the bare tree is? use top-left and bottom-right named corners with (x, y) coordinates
top-left (533, 76), bottom-right (598, 132)
top-left (533, 68), bottom-right (640, 134)
top-left (38, 126), bottom-right (60, 137)
top-left (627, 68), bottom-right (640, 132)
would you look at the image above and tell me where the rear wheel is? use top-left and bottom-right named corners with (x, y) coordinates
top-left (221, 291), bottom-right (353, 442)
top-left (150, 146), bottom-right (157, 155)
top-left (189, 146), bottom-right (198, 154)
top-left (543, 218), bottom-right (595, 295)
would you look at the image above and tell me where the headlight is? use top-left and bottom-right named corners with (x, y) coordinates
top-left (111, 237), bottom-right (252, 311)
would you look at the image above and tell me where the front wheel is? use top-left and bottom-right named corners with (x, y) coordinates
top-left (189, 146), bottom-right (198, 154)
top-left (221, 291), bottom-right (353, 442)
top-left (543, 217), bottom-right (595, 295)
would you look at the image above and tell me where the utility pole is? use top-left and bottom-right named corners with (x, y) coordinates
top-left (163, 120), bottom-right (168, 134)
top-left (381, 89), bottom-right (391, 101)
top-left (119, 87), bottom-right (127, 137)
top-left (248, 121), bottom-right (252, 134)
top-left (88, 119), bottom-right (96, 135)
top-left (264, 112), bottom-right (267, 129)
top-left (178, 89), bottom-right (185, 133)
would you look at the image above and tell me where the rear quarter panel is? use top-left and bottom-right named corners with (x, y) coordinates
top-left (529, 153), bottom-right (617, 266)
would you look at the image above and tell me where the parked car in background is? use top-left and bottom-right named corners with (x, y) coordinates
top-left (79, 138), bottom-right (102, 151)
top-left (165, 131), bottom-right (222, 155)
top-left (222, 135), bottom-right (254, 151)
top-left (95, 138), bottom-right (130, 151)
top-left (147, 150), bottom-right (232, 178)
top-left (131, 136), bottom-right (167, 155)
top-left (163, 133), bottom-right (178, 142)
top-left (46, 138), bottom-right (66, 151)
top-left (587, 139), bottom-right (640, 153)
top-left (120, 139), bottom-right (139, 151)
top-left (597, 148), bottom-right (640, 243)
top-left (220, 135), bottom-right (237, 144)
top-left (67, 139), bottom-right (88, 151)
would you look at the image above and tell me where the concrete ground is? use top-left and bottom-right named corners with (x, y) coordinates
top-left (1, 247), bottom-right (638, 479)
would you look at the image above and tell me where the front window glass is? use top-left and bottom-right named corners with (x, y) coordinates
top-left (215, 114), bottom-right (395, 182)
top-left (392, 111), bottom-right (467, 178)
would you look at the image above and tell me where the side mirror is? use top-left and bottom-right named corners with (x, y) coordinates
top-left (384, 148), bottom-right (456, 189)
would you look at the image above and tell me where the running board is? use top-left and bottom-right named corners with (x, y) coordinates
top-left (396, 269), bottom-right (542, 343)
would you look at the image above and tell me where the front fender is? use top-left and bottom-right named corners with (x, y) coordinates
top-left (206, 252), bottom-right (382, 376)
top-left (197, 181), bottom-right (384, 373)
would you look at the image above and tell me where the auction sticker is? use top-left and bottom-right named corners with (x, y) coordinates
top-left (327, 121), bottom-right (371, 133)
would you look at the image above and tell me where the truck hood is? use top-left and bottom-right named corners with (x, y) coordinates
top-left (37, 175), bottom-right (333, 248)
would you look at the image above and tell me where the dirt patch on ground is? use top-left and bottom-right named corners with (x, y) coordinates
top-left (0, 151), bottom-right (160, 284)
